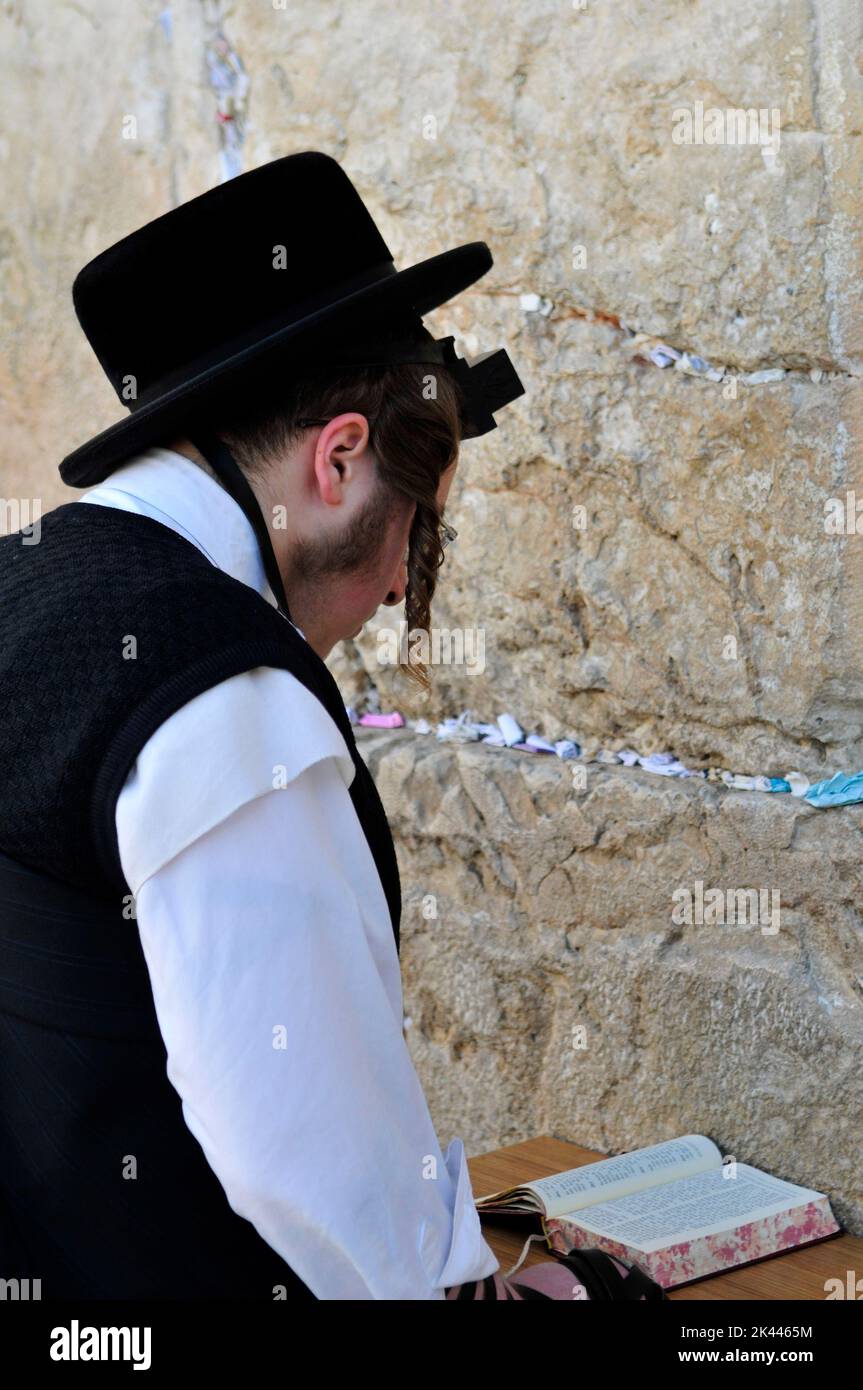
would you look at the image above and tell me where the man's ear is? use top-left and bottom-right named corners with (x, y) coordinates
top-left (313, 440), bottom-right (347, 505)
top-left (312, 415), bottom-right (371, 506)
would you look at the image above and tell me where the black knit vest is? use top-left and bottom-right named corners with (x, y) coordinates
top-left (0, 502), bottom-right (401, 1299)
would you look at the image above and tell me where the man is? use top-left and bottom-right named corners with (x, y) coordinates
top-left (0, 153), bottom-right (663, 1301)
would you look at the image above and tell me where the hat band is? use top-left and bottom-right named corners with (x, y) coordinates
top-left (129, 257), bottom-right (399, 410)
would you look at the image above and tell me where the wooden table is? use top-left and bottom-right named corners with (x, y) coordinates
top-left (468, 1135), bottom-right (859, 1300)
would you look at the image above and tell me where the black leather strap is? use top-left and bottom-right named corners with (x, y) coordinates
top-left (556, 1246), bottom-right (668, 1300)
top-left (189, 429), bottom-right (293, 622)
top-left (554, 1247), bottom-right (615, 1299)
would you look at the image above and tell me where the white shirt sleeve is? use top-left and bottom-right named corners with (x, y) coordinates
top-left (115, 664), bottom-right (355, 891)
top-left (116, 668), bottom-right (499, 1299)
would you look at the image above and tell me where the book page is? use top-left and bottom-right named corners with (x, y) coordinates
top-left (520, 1135), bottom-right (721, 1218)
top-left (564, 1163), bottom-right (827, 1252)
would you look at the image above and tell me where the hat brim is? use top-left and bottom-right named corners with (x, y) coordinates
top-left (59, 241), bottom-right (493, 488)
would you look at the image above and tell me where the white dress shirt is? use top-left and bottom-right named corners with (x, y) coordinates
top-left (76, 447), bottom-right (498, 1299)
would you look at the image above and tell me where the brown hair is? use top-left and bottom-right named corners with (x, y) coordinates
top-left (209, 354), bottom-right (465, 690)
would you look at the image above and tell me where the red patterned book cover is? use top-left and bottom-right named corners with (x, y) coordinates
top-left (476, 1135), bottom-right (841, 1290)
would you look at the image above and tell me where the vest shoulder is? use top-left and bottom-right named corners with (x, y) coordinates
top-left (38, 502), bottom-right (235, 570)
top-left (8, 502), bottom-right (279, 616)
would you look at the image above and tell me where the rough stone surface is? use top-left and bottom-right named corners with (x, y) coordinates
top-left (361, 728), bottom-right (863, 1234)
top-left (2, 1), bottom-right (861, 1232)
top-left (4, 0), bottom-right (863, 775)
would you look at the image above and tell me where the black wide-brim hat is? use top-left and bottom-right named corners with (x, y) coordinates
top-left (60, 151), bottom-right (525, 488)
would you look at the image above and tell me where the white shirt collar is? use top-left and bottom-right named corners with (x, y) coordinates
top-left (78, 446), bottom-right (305, 637)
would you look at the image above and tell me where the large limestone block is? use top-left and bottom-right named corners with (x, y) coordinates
top-left (352, 369), bottom-right (863, 779)
top-left (0, 2), bottom-right (222, 504)
top-left (359, 728), bottom-right (863, 1234)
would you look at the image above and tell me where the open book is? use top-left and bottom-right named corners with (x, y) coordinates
top-left (475, 1135), bottom-right (841, 1289)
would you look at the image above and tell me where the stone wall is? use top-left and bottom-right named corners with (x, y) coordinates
top-left (2, 1), bottom-right (861, 1229)
top-left (362, 727), bottom-right (863, 1233)
top-left (325, 1), bottom-right (863, 787)
top-left (5, 0), bottom-right (862, 778)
